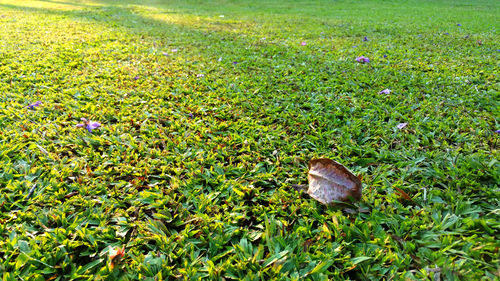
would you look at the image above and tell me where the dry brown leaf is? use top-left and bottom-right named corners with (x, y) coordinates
top-left (307, 158), bottom-right (362, 205)
top-left (64, 191), bottom-right (79, 199)
top-left (394, 187), bottom-right (412, 201)
top-left (303, 238), bottom-right (315, 252)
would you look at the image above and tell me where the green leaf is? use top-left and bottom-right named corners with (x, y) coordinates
top-left (309, 260), bottom-right (334, 275)
top-left (76, 258), bottom-right (104, 274)
top-left (351, 256), bottom-right (372, 265)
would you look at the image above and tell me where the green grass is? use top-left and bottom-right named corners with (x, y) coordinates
top-left (0, 0), bottom-right (499, 279)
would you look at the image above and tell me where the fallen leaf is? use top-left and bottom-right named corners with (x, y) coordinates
top-left (396, 122), bottom-right (408, 130)
top-left (394, 187), bottom-right (412, 201)
top-left (307, 158), bottom-right (362, 205)
top-left (64, 191), bottom-right (79, 199)
top-left (109, 246), bottom-right (125, 270)
top-left (86, 165), bottom-right (93, 176)
top-left (303, 238), bottom-right (315, 252)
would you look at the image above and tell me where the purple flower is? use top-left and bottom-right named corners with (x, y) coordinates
top-left (232, 61), bottom-right (238, 65)
top-left (379, 89), bottom-right (391, 95)
top-left (196, 74), bottom-right (205, 78)
top-left (133, 76), bottom-right (139, 80)
top-left (76, 118), bottom-right (101, 133)
top-left (363, 36), bottom-right (368, 41)
top-left (301, 41), bottom-right (307, 46)
top-left (189, 113), bottom-right (194, 118)
top-left (457, 23), bottom-right (462, 27)
top-left (355, 56), bottom-right (370, 63)
top-left (171, 49), bottom-right (178, 52)
top-left (495, 130), bottom-right (500, 134)
top-left (444, 32), bottom-right (449, 35)
top-left (162, 52), bottom-right (168, 56)
top-left (396, 123), bottom-right (408, 130)
top-left (383, 54), bottom-right (387, 58)
top-left (27, 101), bottom-right (42, 109)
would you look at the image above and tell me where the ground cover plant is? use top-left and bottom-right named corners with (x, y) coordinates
top-left (0, 0), bottom-right (499, 279)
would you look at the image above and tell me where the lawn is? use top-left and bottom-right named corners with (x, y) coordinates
top-left (0, 0), bottom-right (499, 279)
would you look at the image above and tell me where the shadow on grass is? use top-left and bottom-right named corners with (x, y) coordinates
top-left (0, 1), bottom-right (325, 95)
top-left (0, 1), bottom-right (290, 52)
top-left (39, 0), bottom-right (96, 7)
top-left (0, 1), bottom-right (340, 145)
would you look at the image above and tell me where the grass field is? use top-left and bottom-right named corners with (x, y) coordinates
top-left (0, 0), bottom-right (499, 279)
